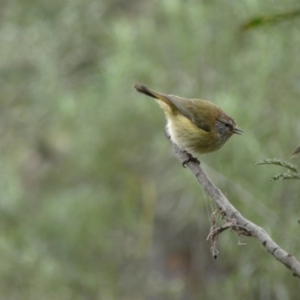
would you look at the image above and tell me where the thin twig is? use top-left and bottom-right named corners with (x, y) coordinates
top-left (165, 128), bottom-right (300, 278)
top-left (208, 210), bottom-right (219, 259)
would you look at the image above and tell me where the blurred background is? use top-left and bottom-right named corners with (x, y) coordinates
top-left (1, 0), bottom-right (300, 299)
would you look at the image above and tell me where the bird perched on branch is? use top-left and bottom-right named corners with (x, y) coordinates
top-left (134, 83), bottom-right (243, 165)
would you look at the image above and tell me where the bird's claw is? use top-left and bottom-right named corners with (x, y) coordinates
top-left (182, 153), bottom-right (200, 167)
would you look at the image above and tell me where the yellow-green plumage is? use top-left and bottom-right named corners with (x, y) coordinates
top-left (134, 83), bottom-right (242, 157)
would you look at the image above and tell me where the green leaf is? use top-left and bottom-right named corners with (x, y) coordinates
top-left (241, 9), bottom-right (300, 31)
top-left (271, 172), bottom-right (300, 181)
top-left (256, 158), bottom-right (298, 173)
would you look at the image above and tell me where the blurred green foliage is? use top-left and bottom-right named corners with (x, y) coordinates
top-left (1, 0), bottom-right (300, 299)
top-left (242, 9), bottom-right (300, 30)
top-left (257, 158), bottom-right (300, 180)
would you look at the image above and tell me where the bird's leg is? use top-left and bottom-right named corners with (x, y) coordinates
top-left (164, 127), bottom-right (200, 167)
top-left (182, 152), bottom-right (200, 168)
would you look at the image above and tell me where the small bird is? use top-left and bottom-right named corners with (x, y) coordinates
top-left (134, 83), bottom-right (243, 165)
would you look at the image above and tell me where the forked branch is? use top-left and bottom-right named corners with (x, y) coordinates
top-left (165, 128), bottom-right (300, 277)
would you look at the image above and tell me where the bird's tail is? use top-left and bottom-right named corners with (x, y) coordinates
top-left (134, 83), bottom-right (170, 103)
top-left (134, 83), bottom-right (177, 116)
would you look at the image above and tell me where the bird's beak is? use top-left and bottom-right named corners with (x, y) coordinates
top-left (233, 127), bottom-right (243, 135)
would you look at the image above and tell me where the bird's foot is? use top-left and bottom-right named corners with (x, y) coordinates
top-left (182, 153), bottom-right (200, 168)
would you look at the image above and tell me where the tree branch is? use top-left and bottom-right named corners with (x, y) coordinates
top-left (165, 128), bottom-right (300, 277)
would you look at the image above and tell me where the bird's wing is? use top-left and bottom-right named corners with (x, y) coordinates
top-left (166, 95), bottom-right (212, 132)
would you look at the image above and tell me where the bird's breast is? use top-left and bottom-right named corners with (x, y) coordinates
top-left (167, 116), bottom-right (228, 155)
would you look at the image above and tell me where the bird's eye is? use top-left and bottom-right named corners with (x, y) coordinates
top-left (224, 123), bottom-right (230, 128)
